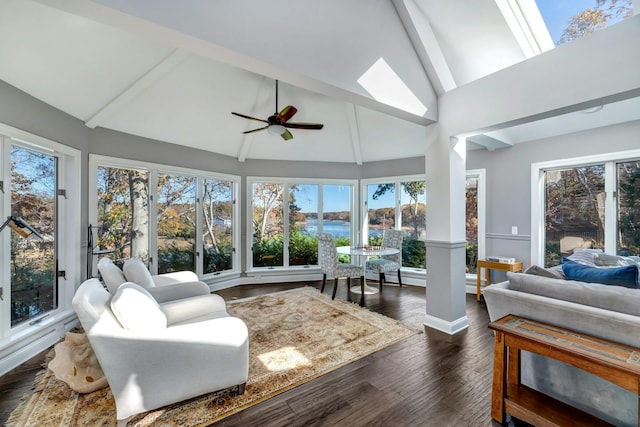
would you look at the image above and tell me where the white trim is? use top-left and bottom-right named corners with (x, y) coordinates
top-left (246, 177), bottom-right (358, 270)
top-left (89, 154), bottom-right (241, 277)
top-left (0, 123), bottom-right (81, 375)
top-left (530, 149), bottom-right (640, 266)
top-left (423, 313), bottom-right (469, 335)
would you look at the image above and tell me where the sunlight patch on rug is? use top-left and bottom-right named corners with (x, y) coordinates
top-left (7, 286), bottom-right (419, 427)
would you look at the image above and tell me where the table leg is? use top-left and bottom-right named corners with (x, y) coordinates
top-left (491, 331), bottom-right (507, 423)
top-left (477, 267), bottom-right (482, 301)
top-left (508, 346), bottom-right (520, 390)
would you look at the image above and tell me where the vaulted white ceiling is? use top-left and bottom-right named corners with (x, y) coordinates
top-left (0, 0), bottom-right (637, 163)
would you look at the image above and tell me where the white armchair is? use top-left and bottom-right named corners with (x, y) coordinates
top-left (97, 257), bottom-right (210, 303)
top-left (72, 278), bottom-right (249, 423)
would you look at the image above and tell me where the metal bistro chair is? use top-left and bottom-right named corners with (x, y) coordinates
top-left (366, 229), bottom-right (404, 292)
top-left (316, 233), bottom-right (365, 302)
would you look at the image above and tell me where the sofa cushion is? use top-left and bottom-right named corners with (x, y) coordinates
top-left (123, 258), bottom-right (156, 289)
top-left (111, 282), bottom-right (167, 330)
top-left (507, 272), bottom-right (640, 317)
top-left (524, 265), bottom-right (565, 279)
top-left (97, 257), bottom-right (127, 294)
top-left (562, 258), bottom-right (638, 288)
top-left (593, 253), bottom-right (640, 267)
top-left (566, 249), bottom-right (601, 266)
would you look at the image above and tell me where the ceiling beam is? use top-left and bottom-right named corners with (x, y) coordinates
top-left (84, 48), bottom-right (190, 128)
top-left (466, 134), bottom-right (513, 151)
top-left (40, 0), bottom-right (435, 127)
top-left (345, 105), bottom-right (363, 165)
top-left (392, 0), bottom-right (456, 95)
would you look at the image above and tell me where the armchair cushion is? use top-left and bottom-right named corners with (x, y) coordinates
top-left (123, 258), bottom-right (156, 289)
top-left (111, 282), bottom-right (167, 330)
top-left (97, 257), bottom-right (127, 294)
top-left (161, 294), bottom-right (228, 325)
top-left (147, 281), bottom-right (211, 304)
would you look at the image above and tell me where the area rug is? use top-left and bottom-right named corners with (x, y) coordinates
top-left (7, 286), bottom-right (419, 426)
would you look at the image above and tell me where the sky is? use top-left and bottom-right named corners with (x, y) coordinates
top-left (535, 0), bottom-right (633, 44)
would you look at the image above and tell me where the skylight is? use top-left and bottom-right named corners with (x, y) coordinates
top-left (535, 0), bottom-right (634, 46)
top-left (496, 0), bottom-right (634, 58)
top-left (357, 58), bottom-right (427, 117)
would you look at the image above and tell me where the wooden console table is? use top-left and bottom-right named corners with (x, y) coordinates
top-left (489, 314), bottom-right (640, 426)
top-left (476, 259), bottom-right (523, 301)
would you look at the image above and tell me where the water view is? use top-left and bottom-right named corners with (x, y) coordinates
top-left (301, 217), bottom-right (383, 239)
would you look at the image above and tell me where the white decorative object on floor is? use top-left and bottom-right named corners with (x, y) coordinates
top-left (48, 331), bottom-right (108, 393)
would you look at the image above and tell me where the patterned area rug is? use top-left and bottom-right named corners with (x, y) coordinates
top-left (7, 286), bottom-right (419, 426)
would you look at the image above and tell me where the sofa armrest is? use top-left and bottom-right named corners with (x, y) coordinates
top-left (88, 316), bottom-right (249, 420)
top-left (160, 294), bottom-right (228, 325)
top-left (146, 281), bottom-right (210, 303)
top-left (152, 271), bottom-right (200, 285)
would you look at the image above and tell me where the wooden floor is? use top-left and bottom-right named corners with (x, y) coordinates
top-left (0, 282), bottom-right (504, 427)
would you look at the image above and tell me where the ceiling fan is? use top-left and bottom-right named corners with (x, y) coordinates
top-left (232, 80), bottom-right (324, 141)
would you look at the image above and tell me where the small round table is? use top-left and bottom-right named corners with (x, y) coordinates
top-left (336, 246), bottom-right (400, 295)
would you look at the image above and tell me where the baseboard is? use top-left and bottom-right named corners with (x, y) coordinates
top-left (423, 313), bottom-right (469, 335)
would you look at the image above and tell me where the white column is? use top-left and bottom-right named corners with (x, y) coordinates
top-left (423, 126), bottom-right (468, 334)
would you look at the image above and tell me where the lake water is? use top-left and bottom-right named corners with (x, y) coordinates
top-left (302, 218), bottom-right (382, 238)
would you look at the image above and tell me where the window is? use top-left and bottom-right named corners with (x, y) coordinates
top-left (362, 176), bottom-right (426, 269)
top-left (157, 174), bottom-right (197, 273)
top-left (202, 178), bottom-right (234, 274)
top-left (465, 169), bottom-right (486, 278)
top-left (90, 156), bottom-right (239, 278)
top-left (9, 145), bottom-right (57, 326)
top-left (544, 165), bottom-right (605, 266)
top-left (532, 150), bottom-right (640, 266)
top-left (95, 166), bottom-right (150, 265)
top-left (535, 0), bottom-right (634, 46)
top-left (249, 178), bottom-right (356, 270)
top-left (0, 126), bottom-right (80, 355)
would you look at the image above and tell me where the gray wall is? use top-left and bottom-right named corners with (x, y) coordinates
top-left (467, 119), bottom-right (640, 277)
top-left (1, 80), bottom-right (425, 278)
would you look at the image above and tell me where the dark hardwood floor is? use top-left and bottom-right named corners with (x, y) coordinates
top-left (0, 282), bottom-right (502, 427)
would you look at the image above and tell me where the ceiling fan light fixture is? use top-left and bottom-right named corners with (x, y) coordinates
top-left (268, 124), bottom-right (286, 136)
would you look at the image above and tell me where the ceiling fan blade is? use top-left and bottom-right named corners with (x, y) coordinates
top-left (243, 125), bottom-right (269, 134)
top-left (277, 105), bottom-right (297, 123)
top-left (281, 129), bottom-right (294, 141)
top-left (232, 112), bottom-right (268, 123)
top-left (283, 122), bottom-right (324, 130)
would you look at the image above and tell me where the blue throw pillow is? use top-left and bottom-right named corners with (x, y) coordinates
top-left (561, 258), bottom-right (639, 288)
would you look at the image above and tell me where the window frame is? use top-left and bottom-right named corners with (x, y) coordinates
top-left (246, 176), bottom-right (358, 272)
top-left (360, 174), bottom-right (427, 271)
top-left (465, 169), bottom-right (486, 279)
top-left (531, 149), bottom-right (640, 266)
top-left (89, 155), bottom-right (241, 280)
top-left (0, 124), bottom-right (81, 347)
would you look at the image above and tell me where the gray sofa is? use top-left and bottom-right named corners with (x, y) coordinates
top-left (484, 271), bottom-right (640, 426)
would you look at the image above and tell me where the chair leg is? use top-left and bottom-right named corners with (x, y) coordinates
top-left (378, 272), bottom-right (384, 292)
top-left (397, 269), bottom-right (402, 287)
top-left (321, 273), bottom-right (327, 293)
top-left (332, 278), bottom-right (339, 300)
top-left (360, 275), bottom-right (365, 307)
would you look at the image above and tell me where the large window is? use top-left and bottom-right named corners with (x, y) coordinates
top-left (362, 176), bottom-right (426, 269)
top-left (465, 169), bottom-right (486, 276)
top-left (0, 127), bottom-right (80, 357)
top-left (91, 156), bottom-right (239, 278)
top-left (249, 178), bottom-right (355, 270)
top-left (532, 151), bottom-right (640, 266)
top-left (9, 145), bottom-right (57, 326)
